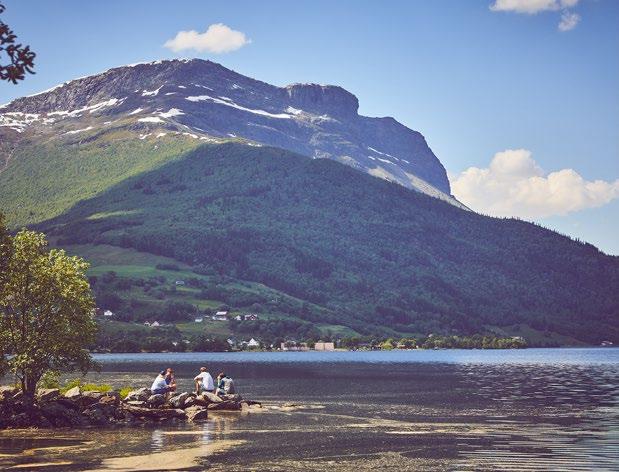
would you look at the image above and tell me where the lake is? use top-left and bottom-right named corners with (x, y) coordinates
top-left (1, 348), bottom-right (618, 471)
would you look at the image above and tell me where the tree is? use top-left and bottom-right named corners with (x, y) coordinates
top-left (0, 2), bottom-right (36, 83)
top-left (0, 223), bottom-right (97, 397)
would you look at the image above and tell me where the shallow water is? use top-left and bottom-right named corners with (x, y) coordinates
top-left (1, 348), bottom-right (618, 471)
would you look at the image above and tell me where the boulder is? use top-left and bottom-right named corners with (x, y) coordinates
top-left (202, 392), bottom-right (223, 403)
top-left (81, 403), bottom-right (116, 426)
top-left (147, 394), bottom-right (166, 408)
top-left (99, 394), bottom-right (120, 407)
top-left (183, 396), bottom-right (196, 408)
top-left (55, 397), bottom-right (80, 410)
top-left (184, 405), bottom-right (208, 422)
top-left (82, 390), bottom-right (105, 403)
top-left (220, 393), bottom-right (242, 402)
top-left (37, 388), bottom-right (60, 402)
top-left (125, 400), bottom-right (147, 408)
top-left (193, 395), bottom-right (210, 407)
top-left (169, 392), bottom-right (190, 409)
top-left (124, 388), bottom-right (151, 402)
top-left (0, 386), bottom-right (19, 402)
top-left (122, 404), bottom-right (187, 420)
top-left (82, 406), bottom-right (109, 426)
top-left (7, 410), bottom-right (52, 429)
top-left (207, 400), bottom-right (241, 411)
top-left (64, 386), bottom-right (81, 399)
top-left (40, 401), bottom-right (86, 427)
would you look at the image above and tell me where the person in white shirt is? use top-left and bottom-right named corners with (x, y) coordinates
top-left (194, 366), bottom-right (214, 394)
top-left (151, 370), bottom-right (170, 395)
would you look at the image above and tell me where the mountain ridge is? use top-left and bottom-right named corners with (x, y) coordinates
top-left (0, 58), bottom-right (460, 206)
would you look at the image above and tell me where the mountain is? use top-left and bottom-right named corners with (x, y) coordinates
top-left (0, 59), bottom-right (461, 208)
top-left (0, 60), bottom-right (617, 345)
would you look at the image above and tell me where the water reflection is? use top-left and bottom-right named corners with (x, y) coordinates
top-left (0, 348), bottom-right (617, 471)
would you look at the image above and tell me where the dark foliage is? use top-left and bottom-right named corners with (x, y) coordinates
top-left (0, 3), bottom-right (35, 84)
top-left (41, 143), bottom-right (619, 343)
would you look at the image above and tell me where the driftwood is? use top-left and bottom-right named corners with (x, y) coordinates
top-left (122, 404), bottom-right (186, 419)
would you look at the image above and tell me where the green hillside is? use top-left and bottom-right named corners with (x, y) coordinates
top-left (2, 133), bottom-right (614, 344)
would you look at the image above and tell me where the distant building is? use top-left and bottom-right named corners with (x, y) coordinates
top-left (247, 338), bottom-right (260, 348)
top-left (314, 341), bottom-right (335, 351)
top-left (194, 317), bottom-right (203, 323)
top-left (211, 314), bottom-right (228, 321)
top-left (103, 310), bottom-right (114, 317)
top-left (175, 280), bottom-right (185, 286)
top-left (143, 321), bottom-right (151, 327)
top-left (234, 313), bottom-right (260, 321)
top-left (151, 321), bottom-right (160, 327)
top-left (216, 311), bottom-right (228, 316)
top-left (281, 342), bottom-right (309, 351)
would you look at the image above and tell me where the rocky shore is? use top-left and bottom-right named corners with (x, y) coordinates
top-left (0, 386), bottom-right (261, 429)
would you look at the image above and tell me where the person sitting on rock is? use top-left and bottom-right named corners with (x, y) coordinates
top-left (151, 370), bottom-right (171, 395)
top-left (194, 366), bottom-right (214, 394)
top-left (165, 367), bottom-right (177, 392)
top-left (216, 372), bottom-right (235, 396)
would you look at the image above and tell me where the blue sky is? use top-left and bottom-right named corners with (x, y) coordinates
top-left (1, 0), bottom-right (618, 253)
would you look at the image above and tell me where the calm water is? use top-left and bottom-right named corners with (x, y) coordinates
top-left (1, 348), bottom-right (618, 471)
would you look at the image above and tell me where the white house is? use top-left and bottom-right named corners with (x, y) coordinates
top-left (103, 310), bottom-right (114, 317)
top-left (247, 338), bottom-right (260, 348)
top-left (194, 317), bottom-right (203, 323)
top-left (175, 280), bottom-right (185, 286)
top-left (151, 321), bottom-right (161, 327)
top-left (212, 312), bottom-right (228, 321)
top-left (143, 321), bottom-right (151, 327)
top-left (314, 341), bottom-right (335, 351)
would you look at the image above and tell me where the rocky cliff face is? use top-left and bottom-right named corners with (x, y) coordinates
top-left (0, 59), bottom-right (457, 204)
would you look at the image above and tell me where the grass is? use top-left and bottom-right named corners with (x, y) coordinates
top-left (0, 129), bottom-right (204, 226)
top-left (59, 378), bottom-right (113, 394)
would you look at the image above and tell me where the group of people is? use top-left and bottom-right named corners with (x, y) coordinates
top-left (150, 367), bottom-right (235, 396)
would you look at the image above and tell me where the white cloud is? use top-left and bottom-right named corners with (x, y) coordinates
top-left (164, 24), bottom-right (251, 54)
top-left (558, 11), bottom-right (580, 31)
top-left (490, 0), bottom-right (581, 31)
top-left (489, 0), bottom-right (579, 14)
top-left (451, 149), bottom-right (619, 219)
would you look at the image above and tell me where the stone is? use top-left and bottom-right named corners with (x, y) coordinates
top-left (126, 400), bottom-right (147, 408)
top-left (193, 395), bottom-right (210, 407)
top-left (37, 388), bottom-right (60, 402)
top-left (99, 394), bottom-right (120, 407)
top-left (64, 386), bottom-right (81, 399)
top-left (207, 400), bottom-right (241, 411)
top-left (169, 392), bottom-right (190, 409)
top-left (147, 394), bottom-right (166, 408)
top-left (78, 390), bottom-right (105, 407)
top-left (82, 407), bottom-right (109, 426)
top-left (55, 397), bottom-right (80, 410)
top-left (122, 404), bottom-right (187, 420)
top-left (124, 388), bottom-right (151, 402)
top-left (40, 401), bottom-right (86, 427)
top-left (183, 396), bottom-right (196, 408)
top-left (202, 392), bottom-right (222, 403)
top-left (220, 393), bottom-right (242, 402)
top-left (184, 406), bottom-right (208, 422)
top-left (0, 386), bottom-right (19, 402)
